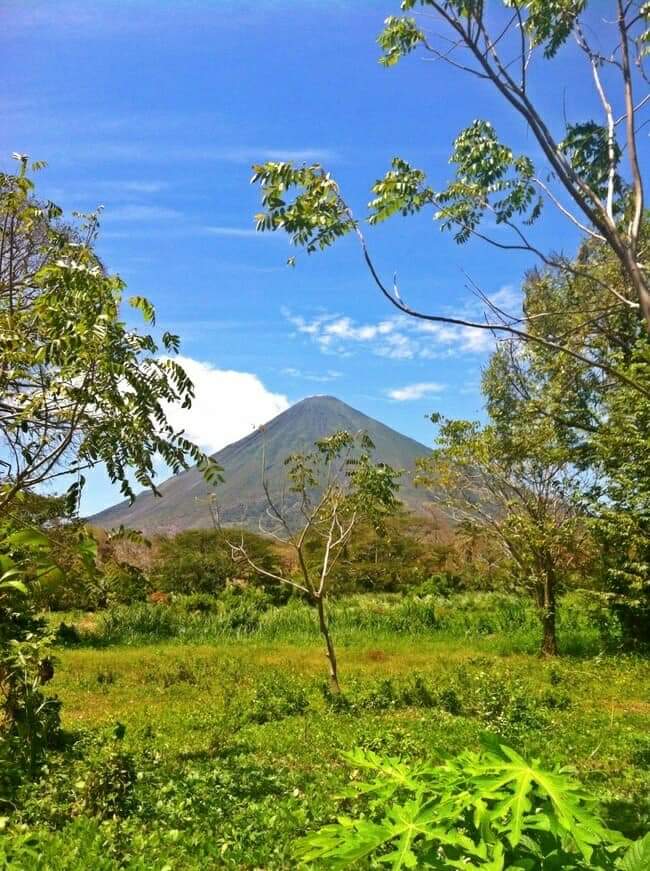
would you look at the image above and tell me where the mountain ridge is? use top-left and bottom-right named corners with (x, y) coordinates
top-left (89, 395), bottom-right (437, 533)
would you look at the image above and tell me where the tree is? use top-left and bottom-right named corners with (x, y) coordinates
top-left (0, 156), bottom-right (220, 773)
top-left (214, 431), bottom-right (401, 691)
top-left (483, 237), bottom-right (650, 645)
top-left (0, 155), bottom-right (221, 515)
top-left (251, 2), bottom-right (650, 394)
top-left (151, 528), bottom-right (282, 597)
top-left (417, 416), bottom-right (590, 655)
top-left (325, 514), bottom-right (446, 593)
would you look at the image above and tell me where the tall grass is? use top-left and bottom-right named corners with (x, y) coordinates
top-left (55, 591), bottom-right (614, 655)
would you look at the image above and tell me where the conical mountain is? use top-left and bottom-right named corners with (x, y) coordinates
top-left (89, 396), bottom-right (434, 534)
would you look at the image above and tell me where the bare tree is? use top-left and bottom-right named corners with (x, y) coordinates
top-left (211, 430), bottom-right (401, 692)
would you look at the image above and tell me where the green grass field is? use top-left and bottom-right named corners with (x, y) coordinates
top-left (3, 598), bottom-right (649, 869)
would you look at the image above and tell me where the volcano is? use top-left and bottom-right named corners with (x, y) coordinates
top-left (89, 395), bottom-right (437, 533)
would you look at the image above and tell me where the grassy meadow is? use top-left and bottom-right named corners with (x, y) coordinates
top-left (3, 593), bottom-right (648, 869)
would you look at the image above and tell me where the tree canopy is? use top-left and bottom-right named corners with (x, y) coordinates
top-left (251, 1), bottom-right (650, 393)
top-left (0, 155), bottom-right (221, 517)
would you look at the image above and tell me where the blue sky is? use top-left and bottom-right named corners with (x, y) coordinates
top-left (1, 1), bottom-right (620, 513)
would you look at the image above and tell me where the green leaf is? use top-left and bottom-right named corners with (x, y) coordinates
top-left (128, 295), bottom-right (156, 324)
top-left (618, 833), bottom-right (650, 870)
top-left (0, 577), bottom-right (28, 595)
top-left (7, 528), bottom-right (50, 550)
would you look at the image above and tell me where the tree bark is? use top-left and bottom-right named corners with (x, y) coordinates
top-left (540, 570), bottom-right (558, 657)
top-left (315, 595), bottom-right (340, 693)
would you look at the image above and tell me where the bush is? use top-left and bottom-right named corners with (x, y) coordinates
top-left (81, 748), bottom-right (138, 819)
top-left (151, 529), bottom-right (282, 597)
top-left (216, 585), bottom-right (273, 633)
top-left (244, 672), bottom-right (309, 725)
top-left (176, 593), bottom-right (220, 614)
top-left (411, 572), bottom-right (464, 598)
top-left (1, 607), bottom-right (62, 782)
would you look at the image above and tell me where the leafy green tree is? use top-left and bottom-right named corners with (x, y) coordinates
top-left (483, 236), bottom-right (650, 646)
top-left (417, 416), bottom-right (589, 655)
top-left (0, 155), bottom-right (220, 513)
top-left (215, 431), bottom-right (401, 692)
top-left (590, 375), bottom-right (650, 643)
top-left (151, 528), bottom-right (281, 596)
top-left (323, 514), bottom-right (447, 593)
top-left (251, 2), bottom-right (650, 391)
top-left (0, 156), bottom-right (219, 775)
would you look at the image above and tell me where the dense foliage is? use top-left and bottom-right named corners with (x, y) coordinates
top-left (0, 621), bottom-right (647, 868)
top-left (0, 159), bottom-right (219, 807)
top-left (482, 234), bottom-right (650, 648)
top-left (299, 739), bottom-right (640, 869)
top-left (151, 529), bottom-right (284, 599)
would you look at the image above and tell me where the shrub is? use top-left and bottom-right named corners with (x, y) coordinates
top-left (81, 748), bottom-right (138, 819)
top-left (54, 622), bottom-right (81, 646)
top-left (244, 672), bottom-right (309, 725)
top-left (216, 585), bottom-right (272, 633)
top-left (0, 623), bottom-right (62, 778)
top-left (151, 529), bottom-right (282, 597)
top-left (411, 572), bottom-right (464, 598)
top-left (97, 604), bottom-right (178, 643)
top-left (176, 593), bottom-right (219, 614)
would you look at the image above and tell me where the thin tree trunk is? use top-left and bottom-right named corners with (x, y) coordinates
top-left (315, 595), bottom-right (340, 693)
top-left (540, 571), bottom-right (558, 657)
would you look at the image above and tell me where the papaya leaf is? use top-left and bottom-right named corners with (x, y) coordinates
top-left (618, 833), bottom-right (650, 871)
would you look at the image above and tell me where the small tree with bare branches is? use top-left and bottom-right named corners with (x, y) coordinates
top-left (213, 431), bottom-right (401, 692)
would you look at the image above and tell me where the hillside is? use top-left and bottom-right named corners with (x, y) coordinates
top-left (90, 396), bottom-right (438, 533)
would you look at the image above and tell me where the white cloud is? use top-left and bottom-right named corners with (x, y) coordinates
top-left (221, 147), bottom-right (338, 164)
top-left (416, 321), bottom-right (495, 355)
top-left (48, 142), bottom-right (340, 166)
top-left (285, 311), bottom-right (416, 359)
top-left (161, 356), bottom-right (289, 454)
top-left (284, 309), bottom-right (497, 360)
top-left (387, 382), bottom-right (446, 401)
top-left (375, 331), bottom-right (418, 360)
top-left (108, 180), bottom-right (168, 194)
top-left (487, 284), bottom-right (521, 313)
top-left (282, 367), bottom-right (342, 382)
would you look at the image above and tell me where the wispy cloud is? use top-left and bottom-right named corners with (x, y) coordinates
top-left (221, 147), bottom-right (338, 164)
top-left (285, 311), bottom-right (412, 358)
top-left (284, 308), bottom-right (497, 360)
top-left (105, 180), bottom-right (168, 194)
top-left (103, 204), bottom-right (183, 222)
top-left (40, 142), bottom-right (340, 166)
top-left (282, 367), bottom-right (342, 383)
top-left (387, 382), bottom-right (445, 401)
top-left (201, 226), bottom-right (275, 238)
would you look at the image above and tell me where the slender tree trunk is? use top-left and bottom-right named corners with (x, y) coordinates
top-left (540, 569), bottom-right (558, 657)
top-left (315, 594), bottom-right (340, 693)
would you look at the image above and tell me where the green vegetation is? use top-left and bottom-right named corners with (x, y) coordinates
top-left (2, 3), bottom-right (650, 866)
top-left (216, 429), bottom-right (401, 691)
top-left (0, 612), bottom-right (648, 868)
